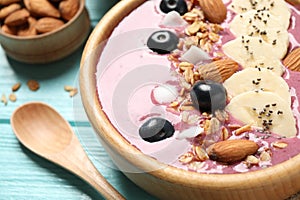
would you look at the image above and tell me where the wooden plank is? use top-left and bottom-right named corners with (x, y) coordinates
top-left (0, 123), bottom-right (154, 199)
top-left (86, 0), bottom-right (120, 26)
top-left (0, 0), bottom-right (156, 199)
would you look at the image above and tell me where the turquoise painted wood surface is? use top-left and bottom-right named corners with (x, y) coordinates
top-left (0, 1), bottom-right (156, 199)
top-left (2, 1), bottom-right (299, 199)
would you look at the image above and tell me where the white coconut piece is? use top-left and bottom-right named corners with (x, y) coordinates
top-left (153, 84), bottom-right (178, 104)
top-left (160, 11), bottom-right (188, 27)
top-left (176, 126), bottom-right (204, 140)
top-left (181, 45), bottom-right (211, 64)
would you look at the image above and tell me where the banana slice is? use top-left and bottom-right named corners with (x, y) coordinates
top-left (223, 35), bottom-right (285, 75)
top-left (229, 0), bottom-right (291, 29)
top-left (226, 91), bottom-right (296, 138)
top-left (230, 10), bottom-right (289, 58)
top-left (224, 68), bottom-right (291, 105)
top-left (242, 57), bottom-right (284, 76)
top-left (230, 10), bottom-right (289, 32)
top-left (223, 35), bottom-right (284, 60)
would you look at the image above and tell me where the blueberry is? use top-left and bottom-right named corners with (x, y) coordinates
top-left (190, 80), bottom-right (227, 113)
top-left (160, 0), bottom-right (188, 15)
top-left (139, 117), bottom-right (175, 143)
top-left (147, 30), bottom-right (179, 54)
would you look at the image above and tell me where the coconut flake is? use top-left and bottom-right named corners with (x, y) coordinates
top-left (177, 126), bottom-right (204, 140)
top-left (160, 11), bottom-right (188, 27)
top-left (153, 84), bottom-right (178, 104)
top-left (182, 45), bottom-right (211, 65)
top-left (233, 162), bottom-right (249, 173)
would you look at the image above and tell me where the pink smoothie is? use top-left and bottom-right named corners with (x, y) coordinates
top-left (96, 0), bottom-right (300, 174)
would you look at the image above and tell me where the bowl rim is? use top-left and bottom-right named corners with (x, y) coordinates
top-left (0, 0), bottom-right (85, 40)
top-left (80, 0), bottom-right (300, 190)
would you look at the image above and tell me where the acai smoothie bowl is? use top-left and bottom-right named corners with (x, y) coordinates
top-left (80, 0), bottom-right (300, 199)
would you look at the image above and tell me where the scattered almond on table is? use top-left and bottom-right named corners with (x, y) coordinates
top-left (64, 85), bottom-right (77, 97)
top-left (9, 93), bottom-right (16, 102)
top-left (27, 79), bottom-right (39, 91)
top-left (69, 88), bottom-right (77, 97)
top-left (1, 82), bottom-right (21, 105)
top-left (1, 80), bottom-right (78, 106)
top-left (11, 82), bottom-right (21, 92)
top-left (0, 0), bottom-right (80, 36)
top-left (1, 93), bottom-right (7, 105)
top-left (64, 85), bottom-right (73, 92)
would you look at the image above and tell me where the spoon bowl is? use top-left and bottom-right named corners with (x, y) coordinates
top-left (11, 102), bottom-right (125, 200)
top-left (11, 102), bottom-right (73, 154)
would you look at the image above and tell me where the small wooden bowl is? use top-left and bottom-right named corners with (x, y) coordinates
top-left (0, 0), bottom-right (90, 64)
top-left (80, 0), bottom-right (300, 199)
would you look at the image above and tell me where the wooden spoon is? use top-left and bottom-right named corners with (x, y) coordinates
top-left (11, 102), bottom-right (125, 200)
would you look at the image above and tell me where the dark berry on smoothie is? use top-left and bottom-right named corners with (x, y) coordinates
top-left (159, 0), bottom-right (188, 15)
top-left (190, 80), bottom-right (227, 113)
top-left (147, 30), bottom-right (179, 54)
top-left (139, 117), bottom-right (175, 142)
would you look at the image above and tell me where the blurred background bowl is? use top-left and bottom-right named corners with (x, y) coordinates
top-left (0, 0), bottom-right (90, 64)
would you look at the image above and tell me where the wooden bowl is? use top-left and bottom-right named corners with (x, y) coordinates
top-left (0, 0), bottom-right (90, 64)
top-left (80, 0), bottom-right (300, 199)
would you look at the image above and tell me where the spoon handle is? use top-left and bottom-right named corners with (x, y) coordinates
top-left (79, 156), bottom-right (126, 200)
top-left (54, 135), bottom-right (126, 200)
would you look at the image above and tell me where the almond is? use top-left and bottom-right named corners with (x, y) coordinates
top-left (283, 47), bottom-right (300, 72)
top-left (35, 17), bottom-right (64, 34)
top-left (59, 0), bottom-right (79, 21)
top-left (23, 0), bottom-right (30, 10)
top-left (198, 58), bottom-right (239, 83)
top-left (27, 0), bottom-right (60, 18)
top-left (1, 94), bottom-right (7, 106)
top-left (64, 85), bottom-right (74, 92)
top-left (18, 17), bottom-right (37, 36)
top-left (0, 0), bottom-right (20, 6)
top-left (197, 0), bottom-right (227, 24)
top-left (69, 87), bottom-right (78, 97)
top-left (4, 8), bottom-right (30, 27)
top-left (12, 82), bottom-right (21, 92)
top-left (27, 79), bottom-right (40, 91)
top-left (9, 93), bottom-right (17, 102)
top-left (207, 139), bottom-right (259, 163)
top-left (1, 24), bottom-right (17, 35)
top-left (0, 3), bottom-right (21, 20)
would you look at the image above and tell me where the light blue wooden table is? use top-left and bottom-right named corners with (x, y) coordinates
top-left (0, 1), bottom-right (156, 199)
top-left (2, 2), bottom-right (299, 200)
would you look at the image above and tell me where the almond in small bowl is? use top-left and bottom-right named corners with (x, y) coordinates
top-left (0, 0), bottom-right (90, 64)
